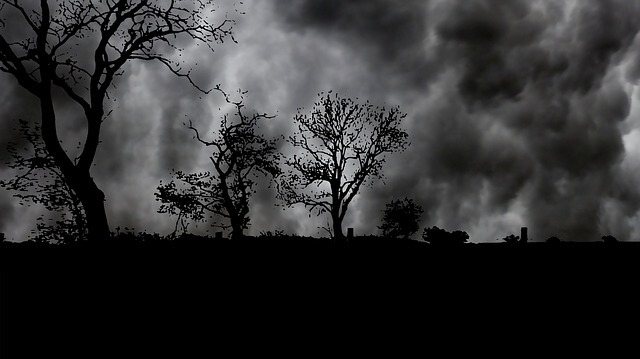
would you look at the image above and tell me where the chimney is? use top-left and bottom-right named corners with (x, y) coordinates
top-left (520, 227), bottom-right (528, 243)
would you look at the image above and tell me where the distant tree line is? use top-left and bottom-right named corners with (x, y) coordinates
top-left (1, 88), bottom-right (412, 242)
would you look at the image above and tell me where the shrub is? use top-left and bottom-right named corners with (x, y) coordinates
top-left (378, 197), bottom-right (424, 239)
top-left (546, 236), bottom-right (561, 243)
top-left (422, 226), bottom-right (469, 245)
top-left (500, 234), bottom-right (520, 244)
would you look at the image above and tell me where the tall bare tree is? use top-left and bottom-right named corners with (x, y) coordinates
top-left (0, 0), bottom-right (237, 240)
top-left (278, 92), bottom-right (409, 239)
top-left (155, 88), bottom-right (281, 239)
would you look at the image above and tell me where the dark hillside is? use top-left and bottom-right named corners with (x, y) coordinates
top-left (3, 236), bottom-right (639, 276)
top-left (2, 236), bottom-right (636, 356)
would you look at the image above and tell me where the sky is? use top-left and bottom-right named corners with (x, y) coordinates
top-left (2, 0), bottom-right (640, 242)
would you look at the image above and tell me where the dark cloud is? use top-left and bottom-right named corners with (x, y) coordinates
top-left (272, 0), bottom-right (640, 241)
top-left (274, 0), bottom-right (437, 89)
top-left (278, 0), bottom-right (427, 53)
top-left (435, 1), bottom-right (549, 104)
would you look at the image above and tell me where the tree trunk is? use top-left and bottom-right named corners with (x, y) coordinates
top-left (332, 211), bottom-right (344, 240)
top-left (38, 81), bottom-right (109, 241)
top-left (39, 102), bottom-right (109, 240)
top-left (230, 227), bottom-right (244, 240)
top-left (70, 171), bottom-right (110, 241)
top-left (230, 216), bottom-right (244, 240)
top-left (329, 180), bottom-right (344, 240)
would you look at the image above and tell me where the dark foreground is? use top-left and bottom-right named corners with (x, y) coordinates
top-left (2, 238), bottom-right (639, 356)
top-left (3, 236), bottom-right (640, 271)
top-left (3, 237), bottom-right (639, 296)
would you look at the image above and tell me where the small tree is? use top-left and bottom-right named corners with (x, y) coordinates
top-left (378, 197), bottom-right (423, 239)
top-left (0, 119), bottom-right (86, 243)
top-left (278, 92), bottom-right (409, 239)
top-left (155, 88), bottom-right (281, 239)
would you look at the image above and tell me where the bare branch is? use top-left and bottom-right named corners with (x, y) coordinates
top-left (278, 92), bottom-right (409, 239)
top-left (2, 0), bottom-right (39, 32)
top-left (157, 88), bottom-right (280, 238)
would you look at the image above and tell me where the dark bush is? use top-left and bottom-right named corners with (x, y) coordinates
top-left (500, 234), bottom-right (520, 244)
top-left (422, 226), bottom-right (469, 245)
top-left (546, 236), bottom-right (561, 243)
top-left (378, 197), bottom-right (424, 239)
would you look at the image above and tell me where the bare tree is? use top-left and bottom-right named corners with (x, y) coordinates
top-left (0, 1), bottom-right (237, 240)
top-left (278, 92), bottom-right (409, 239)
top-left (155, 88), bottom-right (281, 240)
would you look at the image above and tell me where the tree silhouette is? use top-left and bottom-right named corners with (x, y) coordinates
top-left (422, 226), bottom-right (469, 246)
top-left (499, 234), bottom-right (520, 244)
top-left (378, 197), bottom-right (423, 239)
top-left (546, 236), bottom-right (562, 243)
top-left (278, 92), bottom-right (409, 239)
top-left (155, 88), bottom-right (281, 240)
top-left (0, 119), bottom-right (86, 243)
top-left (0, 1), bottom-right (237, 240)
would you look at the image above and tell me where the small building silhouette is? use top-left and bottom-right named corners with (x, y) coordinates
top-left (520, 227), bottom-right (528, 243)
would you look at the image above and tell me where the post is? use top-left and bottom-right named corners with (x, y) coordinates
top-left (347, 228), bottom-right (354, 240)
top-left (520, 227), bottom-right (528, 243)
top-left (215, 231), bottom-right (223, 240)
top-left (0, 233), bottom-right (5, 242)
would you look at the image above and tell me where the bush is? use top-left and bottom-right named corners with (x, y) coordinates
top-left (378, 198), bottom-right (424, 239)
top-left (422, 226), bottom-right (469, 245)
top-left (500, 234), bottom-right (520, 244)
top-left (546, 236), bottom-right (561, 243)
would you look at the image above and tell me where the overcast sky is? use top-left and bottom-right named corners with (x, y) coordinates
top-left (3, 0), bottom-right (640, 242)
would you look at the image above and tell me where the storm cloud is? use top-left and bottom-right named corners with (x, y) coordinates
top-left (2, 0), bottom-right (640, 242)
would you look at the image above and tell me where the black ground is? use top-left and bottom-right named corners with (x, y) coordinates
top-left (2, 238), bottom-right (637, 356)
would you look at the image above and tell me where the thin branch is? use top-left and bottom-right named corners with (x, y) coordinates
top-left (2, 0), bottom-right (39, 32)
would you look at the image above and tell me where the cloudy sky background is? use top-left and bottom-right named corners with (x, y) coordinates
top-left (3, 0), bottom-right (640, 242)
